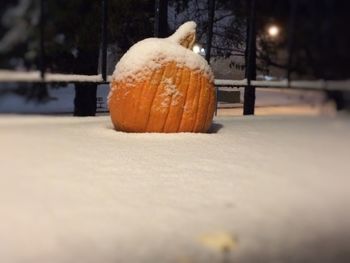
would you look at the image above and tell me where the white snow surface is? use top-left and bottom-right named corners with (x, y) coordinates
top-left (111, 22), bottom-right (213, 84)
top-left (0, 115), bottom-right (349, 263)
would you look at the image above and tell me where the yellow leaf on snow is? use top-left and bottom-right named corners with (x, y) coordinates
top-left (199, 232), bottom-right (237, 252)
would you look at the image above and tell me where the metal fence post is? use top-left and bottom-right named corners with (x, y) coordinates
top-left (243, 0), bottom-right (256, 115)
top-left (101, 0), bottom-right (108, 81)
top-left (154, 0), bottom-right (168, 37)
top-left (39, 0), bottom-right (46, 80)
top-left (286, 0), bottom-right (298, 86)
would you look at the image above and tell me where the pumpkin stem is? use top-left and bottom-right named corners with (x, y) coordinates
top-left (168, 21), bottom-right (196, 50)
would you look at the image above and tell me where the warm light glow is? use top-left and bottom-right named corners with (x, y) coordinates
top-left (193, 44), bottom-right (201, 54)
top-left (267, 25), bottom-right (279, 37)
top-left (192, 44), bottom-right (205, 56)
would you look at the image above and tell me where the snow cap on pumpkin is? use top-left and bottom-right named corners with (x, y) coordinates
top-left (112, 21), bottom-right (213, 83)
top-left (167, 21), bottom-right (196, 48)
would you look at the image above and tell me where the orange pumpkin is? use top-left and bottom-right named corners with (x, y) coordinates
top-left (108, 21), bottom-right (215, 133)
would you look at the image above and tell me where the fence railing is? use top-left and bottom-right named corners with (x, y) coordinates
top-left (1, 70), bottom-right (349, 91)
top-left (0, 0), bottom-right (349, 115)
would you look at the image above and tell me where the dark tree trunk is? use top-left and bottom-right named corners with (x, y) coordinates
top-left (243, 0), bottom-right (256, 115)
top-left (154, 0), bottom-right (168, 37)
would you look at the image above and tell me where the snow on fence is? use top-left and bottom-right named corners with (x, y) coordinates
top-left (0, 71), bottom-right (108, 83)
top-left (0, 70), bottom-right (349, 91)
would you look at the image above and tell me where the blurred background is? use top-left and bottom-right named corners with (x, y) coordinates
top-left (0, 0), bottom-right (349, 116)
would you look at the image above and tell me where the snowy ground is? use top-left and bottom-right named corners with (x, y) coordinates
top-left (0, 115), bottom-right (349, 263)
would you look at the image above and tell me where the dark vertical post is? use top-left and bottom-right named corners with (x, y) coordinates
top-left (101, 0), bottom-right (108, 81)
top-left (214, 87), bottom-right (218, 116)
top-left (286, 0), bottom-right (297, 85)
top-left (154, 0), bottom-right (159, 36)
top-left (243, 0), bottom-right (256, 115)
top-left (39, 0), bottom-right (46, 79)
top-left (206, 0), bottom-right (216, 63)
top-left (154, 0), bottom-right (168, 37)
top-left (73, 2), bottom-right (99, 117)
top-left (324, 0), bottom-right (344, 110)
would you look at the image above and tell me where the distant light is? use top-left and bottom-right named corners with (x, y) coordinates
top-left (264, 75), bottom-right (274, 81)
top-left (193, 44), bottom-right (201, 54)
top-left (267, 25), bottom-right (279, 37)
top-left (192, 44), bottom-right (206, 56)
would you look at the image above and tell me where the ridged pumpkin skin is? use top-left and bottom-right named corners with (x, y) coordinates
top-left (109, 21), bottom-right (215, 133)
top-left (109, 62), bottom-right (215, 133)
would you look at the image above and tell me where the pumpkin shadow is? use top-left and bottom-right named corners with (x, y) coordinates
top-left (208, 123), bottom-right (223, 133)
top-left (106, 122), bottom-right (224, 133)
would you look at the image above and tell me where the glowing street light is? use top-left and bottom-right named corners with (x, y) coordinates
top-left (267, 25), bottom-right (279, 37)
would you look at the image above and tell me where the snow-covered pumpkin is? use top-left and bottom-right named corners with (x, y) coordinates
top-left (108, 21), bottom-right (215, 133)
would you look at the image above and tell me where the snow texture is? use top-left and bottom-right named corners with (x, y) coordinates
top-left (111, 22), bottom-right (213, 84)
top-left (160, 77), bottom-right (183, 107)
top-left (0, 115), bottom-right (349, 263)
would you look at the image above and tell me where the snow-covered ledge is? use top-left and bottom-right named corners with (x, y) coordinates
top-left (0, 115), bottom-right (349, 262)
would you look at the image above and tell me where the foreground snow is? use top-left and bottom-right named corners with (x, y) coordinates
top-left (0, 115), bottom-right (349, 262)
